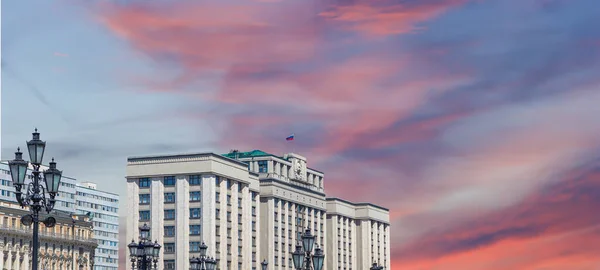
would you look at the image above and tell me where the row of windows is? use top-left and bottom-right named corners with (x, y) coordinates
top-left (77, 201), bottom-right (118, 213)
top-left (139, 176), bottom-right (258, 198)
top-left (139, 208), bottom-right (202, 221)
top-left (76, 191), bottom-right (118, 203)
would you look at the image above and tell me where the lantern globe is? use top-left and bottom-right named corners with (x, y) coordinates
top-left (9, 148), bottom-right (29, 185)
top-left (43, 158), bottom-right (62, 194)
top-left (128, 240), bottom-right (138, 257)
top-left (139, 223), bottom-right (151, 240)
top-left (312, 246), bottom-right (325, 270)
top-left (189, 257), bottom-right (199, 269)
top-left (207, 257), bottom-right (217, 270)
top-left (199, 241), bottom-right (208, 257)
top-left (26, 129), bottom-right (46, 165)
top-left (144, 241), bottom-right (154, 256)
top-left (261, 259), bottom-right (268, 270)
top-left (291, 243), bottom-right (304, 269)
top-left (153, 241), bottom-right (161, 257)
top-left (301, 228), bottom-right (315, 253)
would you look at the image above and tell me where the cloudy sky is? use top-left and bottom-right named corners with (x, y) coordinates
top-left (3, 0), bottom-right (600, 269)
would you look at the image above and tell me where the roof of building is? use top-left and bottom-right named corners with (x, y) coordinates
top-left (221, 149), bottom-right (280, 159)
top-left (326, 197), bottom-right (389, 212)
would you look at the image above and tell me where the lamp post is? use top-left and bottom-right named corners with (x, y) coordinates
top-left (261, 259), bottom-right (268, 270)
top-left (189, 242), bottom-right (217, 270)
top-left (9, 129), bottom-right (63, 270)
top-left (128, 224), bottom-right (162, 270)
top-left (370, 262), bottom-right (384, 270)
top-left (291, 228), bottom-right (325, 270)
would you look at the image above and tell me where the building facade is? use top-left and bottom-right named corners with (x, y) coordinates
top-left (76, 182), bottom-right (120, 270)
top-left (325, 198), bottom-right (391, 270)
top-left (0, 202), bottom-right (97, 270)
top-left (0, 162), bottom-right (120, 270)
top-left (222, 150), bottom-right (327, 270)
top-left (125, 153), bottom-right (261, 270)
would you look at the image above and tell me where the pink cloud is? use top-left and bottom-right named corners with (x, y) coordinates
top-left (53, 52), bottom-right (69, 57)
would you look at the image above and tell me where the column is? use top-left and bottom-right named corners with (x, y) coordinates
top-left (126, 180), bottom-right (140, 270)
top-left (218, 178), bottom-right (227, 270)
top-left (231, 182), bottom-right (239, 269)
top-left (201, 175), bottom-right (217, 257)
top-left (6, 248), bottom-right (11, 270)
top-left (241, 186), bottom-right (251, 270)
top-left (14, 248), bottom-right (20, 270)
top-left (0, 246), bottom-right (4, 270)
top-left (150, 177), bottom-right (164, 270)
top-left (175, 175), bottom-right (190, 270)
top-left (385, 225), bottom-right (391, 270)
top-left (22, 246), bottom-right (29, 270)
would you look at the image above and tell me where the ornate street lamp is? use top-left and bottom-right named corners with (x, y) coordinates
top-left (189, 241), bottom-right (217, 270)
top-left (291, 228), bottom-right (325, 270)
top-left (129, 224), bottom-right (162, 269)
top-left (9, 129), bottom-right (63, 270)
top-left (370, 262), bottom-right (384, 270)
top-left (261, 259), bottom-right (268, 270)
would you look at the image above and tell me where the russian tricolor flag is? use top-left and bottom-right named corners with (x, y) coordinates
top-left (286, 134), bottom-right (295, 141)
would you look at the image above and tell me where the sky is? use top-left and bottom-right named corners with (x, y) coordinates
top-left (2, 0), bottom-right (600, 269)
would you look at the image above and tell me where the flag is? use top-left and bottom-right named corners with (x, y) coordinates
top-left (286, 134), bottom-right (295, 141)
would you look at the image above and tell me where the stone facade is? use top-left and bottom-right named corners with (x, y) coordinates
top-left (0, 203), bottom-right (97, 270)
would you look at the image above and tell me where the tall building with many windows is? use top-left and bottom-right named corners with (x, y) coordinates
top-left (0, 162), bottom-right (120, 270)
top-left (222, 150), bottom-right (327, 270)
top-left (125, 150), bottom-right (390, 270)
top-left (325, 198), bottom-right (391, 270)
top-left (125, 153), bottom-right (261, 270)
top-left (76, 182), bottom-right (120, 270)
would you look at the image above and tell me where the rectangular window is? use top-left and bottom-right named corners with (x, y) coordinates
top-left (216, 192), bottom-right (220, 203)
top-left (227, 195), bottom-right (231, 205)
top-left (216, 209), bottom-right (220, 219)
top-left (238, 198), bottom-right (242, 208)
top-left (139, 178), bottom-right (151, 188)
top-left (190, 225), bottom-right (201, 235)
top-left (164, 192), bottom-right (176, 203)
top-left (164, 260), bottom-right (176, 270)
top-left (252, 192), bottom-right (257, 201)
top-left (227, 211), bottom-right (231, 221)
top-left (238, 183), bottom-right (243, 192)
top-left (190, 241), bottom-right (202, 252)
top-left (190, 208), bottom-right (201, 219)
top-left (139, 194), bottom-right (150, 204)
top-left (164, 243), bottom-right (175, 253)
top-left (164, 176), bottom-right (176, 186)
top-left (190, 191), bottom-right (201, 202)
top-left (164, 209), bottom-right (176, 220)
top-left (164, 226), bottom-right (175, 237)
top-left (189, 175), bottom-right (201, 185)
top-left (258, 161), bottom-right (267, 173)
top-left (139, 211), bottom-right (150, 221)
top-left (227, 179), bottom-right (233, 189)
top-left (215, 176), bottom-right (220, 186)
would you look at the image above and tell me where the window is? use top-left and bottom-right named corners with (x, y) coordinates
top-left (164, 243), bottom-right (175, 253)
top-left (252, 192), bottom-right (257, 201)
top-left (190, 241), bottom-right (202, 252)
top-left (139, 211), bottom-right (150, 221)
top-left (238, 198), bottom-right (242, 208)
top-left (215, 177), bottom-right (220, 186)
top-left (190, 225), bottom-right (201, 235)
top-left (227, 211), bottom-right (231, 221)
top-left (216, 192), bottom-right (220, 203)
top-left (189, 175), bottom-right (201, 185)
top-left (139, 194), bottom-right (150, 204)
top-left (252, 206), bottom-right (256, 216)
top-left (216, 209), bottom-right (220, 219)
top-left (164, 260), bottom-right (176, 270)
top-left (190, 191), bottom-right (201, 202)
top-left (164, 209), bottom-right (175, 220)
top-left (227, 195), bottom-right (232, 205)
top-left (238, 183), bottom-right (244, 192)
top-left (164, 226), bottom-right (175, 237)
top-left (227, 179), bottom-right (233, 189)
top-left (164, 176), bottom-right (176, 186)
top-left (190, 208), bottom-right (201, 219)
top-left (164, 192), bottom-right (176, 203)
top-left (258, 161), bottom-right (267, 173)
top-left (139, 178), bottom-right (151, 188)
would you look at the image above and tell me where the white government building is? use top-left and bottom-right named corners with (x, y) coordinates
top-left (0, 162), bottom-right (120, 270)
top-left (125, 150), bottom-right (390, 270)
